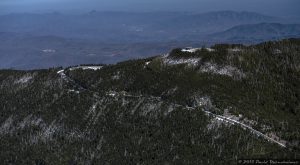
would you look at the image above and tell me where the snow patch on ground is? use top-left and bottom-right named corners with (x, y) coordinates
top-left (1, 114), bottom-right (88, 146)
top-left (68, 89), bottom-right (80, 94)
top-left (131, 98), bottom-right (145, 115)
top-left (16, 75), bottom-right (33, 84)
top-left (228, 48), bottom-right (242, 52)
top-left (0, 116), bottom-right (14, 135)
top-left (163, 58), bottom-right (201, 66)
top-left (84, 102), bottom-right (99, 129)
top-left (193, 96), bottom-right (212, 108)
top-left (107, 91), bottom-right (118, 97)
top-left (199, 62), bottom-right (245, 78)
top-left (206, 48), bottom-right (215, 52)
top-left (69, 66), bottom-right (103, 71)
top-left (112, 71), bottom-right (120, 80)
top-left (140, 101), bottom-right (163, 116)
top-left (181, 48), bottom-right (200, 53)
top-left (57, 69), bottom-right (65, 76)
top-left (18, 115), bottom-right (43, 130)
top-left (144, 61), bottom-right (151, 68)
top-left (273, 49), bottom-right (282, 54)
top-left (162, 87), bottom-right (178, 96)
top-left (57, 69), bottom-right (67, 79)
top-left (164, 105), bottom-right (176, 116)
top-left (57, 70), bottom-right (64, 74)
top-left (181, 48), bottom-right (215, 53)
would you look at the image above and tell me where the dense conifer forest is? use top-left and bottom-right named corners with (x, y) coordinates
top-left (0, 39), bottom-right (299, 164)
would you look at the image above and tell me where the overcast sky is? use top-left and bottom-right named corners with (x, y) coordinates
top-left (0, 0), bottom-right (299, 17)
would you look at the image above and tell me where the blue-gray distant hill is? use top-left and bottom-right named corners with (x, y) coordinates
top-left (207, 23), bottom-right (300, 43)
top-left (1, 11), bottom-right (299, 69)
top-left (0, 32), bottom-right (204, 69)
top-left (0, 11), bottom-right (282, 42)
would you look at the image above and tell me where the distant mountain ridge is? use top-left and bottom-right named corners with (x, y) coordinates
top-left (0, 11), bottom-right (283, 42)
top-left (0, 11), bottom-right (299, 69)
top-left (207, 23), bottom-right (300, 43)
top-left (0, 32), bottom-right (206, 69)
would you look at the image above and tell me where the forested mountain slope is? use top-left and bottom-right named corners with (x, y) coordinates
top-left (0, 39), bottom-right (299, 164)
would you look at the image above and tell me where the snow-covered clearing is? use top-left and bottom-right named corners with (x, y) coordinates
top-left (181, 48), bottom-right (215, 53)
top-left (163, 58), bottom-right (201, 66)
top-left (69, 66), bottom-right (103, 71)
top-left (199, 62), bottom-right (245, 78)
top-left (229, 48), bottom-right (242, 52)
top-left (16, 75), bottom-right (33, 84)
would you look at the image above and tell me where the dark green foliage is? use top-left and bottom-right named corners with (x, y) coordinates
top-left (0, 39), bottom-right (299, 164)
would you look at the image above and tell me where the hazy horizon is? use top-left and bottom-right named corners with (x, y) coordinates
top-left (0, 0), bottom-right (299, 18)
top-left (1, 0), bottom-right (300, 69)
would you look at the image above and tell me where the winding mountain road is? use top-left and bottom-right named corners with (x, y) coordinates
top-left (202, 109), bottom-right (286, 148)
top-left (57, 66), bottom-right (287, 148)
